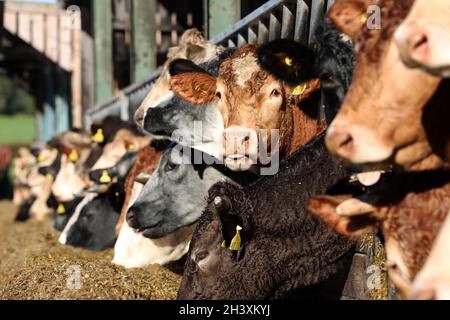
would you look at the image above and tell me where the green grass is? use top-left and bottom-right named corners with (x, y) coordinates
top-left (0, 115), bottom-right (35, 145)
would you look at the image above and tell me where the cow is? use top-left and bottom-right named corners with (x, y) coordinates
top-left (394, 0), bottom-right (450, 78)
top-left (412, 213), bottom-right (450, 299)
top-left (134, 28), bottom-right (224, 131)
top-left (169, 44), bottom-right (322, 172)
top-left (62, 182), bottom-right (126, 251)
top-left (141, 49), bottom-right (234, 159)
top-left (12, 147), bottom-right (36, 206)
top-left (178, 134), bottom-right (355, 299)
top-left (308, 169), bottom-right (450, 299)
top-left (324, 0), bottom-right (450, 170)
top-left (126, 144), bottom-right (257, 239)
top-left (113, 141), bottom-right (196, 269)
top-left (59, 149), bottom-right (138, 251)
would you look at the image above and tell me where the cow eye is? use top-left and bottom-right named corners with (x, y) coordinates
top-left (320, 72), bottom-right (334, 83)
top-left (270, 89), bottom-right (281, 98)
top-left (195, 251), bottom-right (208, 262)
top-left (164, 161), bottom-right (178, 172)
top-left (215, 91), bottom-right (222, 99)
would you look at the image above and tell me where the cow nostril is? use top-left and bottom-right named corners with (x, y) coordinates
top-left (126, 210), bottom-right (137, 228)
top-left (243, 135), bottom-right (250, 143)
top-left (338, 133), bottom-right (353, 149)
top-left (410, 33), bottom-right (428, 52)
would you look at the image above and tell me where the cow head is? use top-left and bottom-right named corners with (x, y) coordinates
top-left (394, 0), bottom-right (450, 78)
top-left (126, 145), bottom-right (226, 239)
top-left (134, 28), bottom-right (223, 129)
top-left (308, 169), bottom-right (450, 299)
top-left (325, 0), bottom-right (448, 171)
top-left (64, 182), bottom-right (125, 251)
top-left (170, 45), bottom-right (320, 171)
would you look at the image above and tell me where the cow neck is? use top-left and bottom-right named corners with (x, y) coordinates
top-left (288, 106), bottom-right (326, 156)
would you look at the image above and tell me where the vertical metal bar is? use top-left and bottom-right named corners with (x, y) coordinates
top-left (281, 5), bottom-right (294, 39)
top-left (327, 0), bottom-right (336, 11)
top-left (93, 0), bottom-right (113, 104)
top-left (248, 26), bottom-right (257, 44)
top-left (269, 13), bottom-right (281, 41)
top-left (309, 0), bottom-right (325, 43)
top-left (208, 0), bottom-right (240, 38)
top-left (294, 0), bottom-right (309, 45)
top-left (131, 0), bottom-right (157, 83)
top-left (258, 20), bottom-right (269, 44)
top-left (237, 33), bottom-right (247, 47)
top-left (228, 39), bottom-right (236, 48)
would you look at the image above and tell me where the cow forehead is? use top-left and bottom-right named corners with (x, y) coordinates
top-left (230, 53), bottom-right (260, 88)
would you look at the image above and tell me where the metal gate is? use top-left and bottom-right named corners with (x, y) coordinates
top-left (85, 0), bottom-right (336, 128)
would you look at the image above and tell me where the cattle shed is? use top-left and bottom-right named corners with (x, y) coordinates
top-left (1, 0), bottom-right (334, 140)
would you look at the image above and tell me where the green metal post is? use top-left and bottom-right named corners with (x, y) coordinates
top-left (93, 0), bottom-right (113, 104)
top-left (131, 0), bottom-right (157, 83)
top-left (207, 0), bottom-right (240, 38)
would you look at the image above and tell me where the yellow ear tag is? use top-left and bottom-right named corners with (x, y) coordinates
top-left (220, 240), bottom-right (227, 249)
top-left (38, 154), bottom-right (46, 162)
top-left (284, 56), bottom-right (293, 67)
top-left (92, 128), bottom-right (105, 143)
top-left (52, 148), bottom-right (58, 154)
top-left (292, 83), bottom-right (308, 96)
top-left (360, 13), bottom-right (368, 24)
top-left (100, 170), bottom-right (112, 184)
top-left (69, 150), bottom-right (79, 162)
top-left (46, 174), bottom-right (54, 182)
top-left (229, 225), bottom-right (242, 251)
top-left (128, 144), bottom-right (135, 152)
top-left (57, 203), bottom-right (66, 215)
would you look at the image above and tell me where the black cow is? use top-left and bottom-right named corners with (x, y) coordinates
top-left (178, 134), bottom-right (356, 299)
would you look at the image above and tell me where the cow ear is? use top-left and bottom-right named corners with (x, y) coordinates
top-left (169, 59), bottom-right (217, 105)
top-left (328, 0), bottom-right (371, 40)
top-left (212, 196), bottom-right (244, 250)
top-left (169, 58), bottom-right (209, 76)
top-left (257, 39), bottom-right (317, 86)
top-left (308, 195), bottom-right (378, 238)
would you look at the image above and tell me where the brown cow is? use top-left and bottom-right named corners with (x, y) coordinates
top-left (170, 45), bottom-right (322, 172)
top-left (309, 169), bottom-right (450, 299)
top-left (325, 0), bottom-right (450, 171)
top-left (394, 0), bottom-right (450, 78)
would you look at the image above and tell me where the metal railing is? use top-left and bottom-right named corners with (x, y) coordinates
top-left (85, 0), bottom-right (336, 128)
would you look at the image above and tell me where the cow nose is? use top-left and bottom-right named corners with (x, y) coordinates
top-left (222, 126), bottom-right (254, 155)
top-left (326, 125), bottom-right (354, 157)
top-left (395, 23), bottom-right (429, 66)
top-left (126, 207), bottom-right (140, 229)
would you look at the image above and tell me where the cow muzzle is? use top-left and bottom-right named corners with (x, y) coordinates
top-left (221, 126), bottom-right (258, 171)
top-left (326, 122), bottom-right (394, 165)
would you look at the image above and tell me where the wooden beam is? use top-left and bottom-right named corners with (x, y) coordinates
top-left (207, 0), bottom-right (240, 39)
top-left (93, 0), bottom-right (113, 104)
top-left (131, 0), bottom-right (156, 83)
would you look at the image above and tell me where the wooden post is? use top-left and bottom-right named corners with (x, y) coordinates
top-left (93, 0), bottom-right (113, 104)
top-left (131, 0), bottom-right (156, 83)
top-left (43, 65), bottom-right (55, 141)
top-left (71, 11), bottom-right (83, 128)
top-left (55, 66), bottom-right (70, 133)
top-left (206, 0), bottom-right (240, 38)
